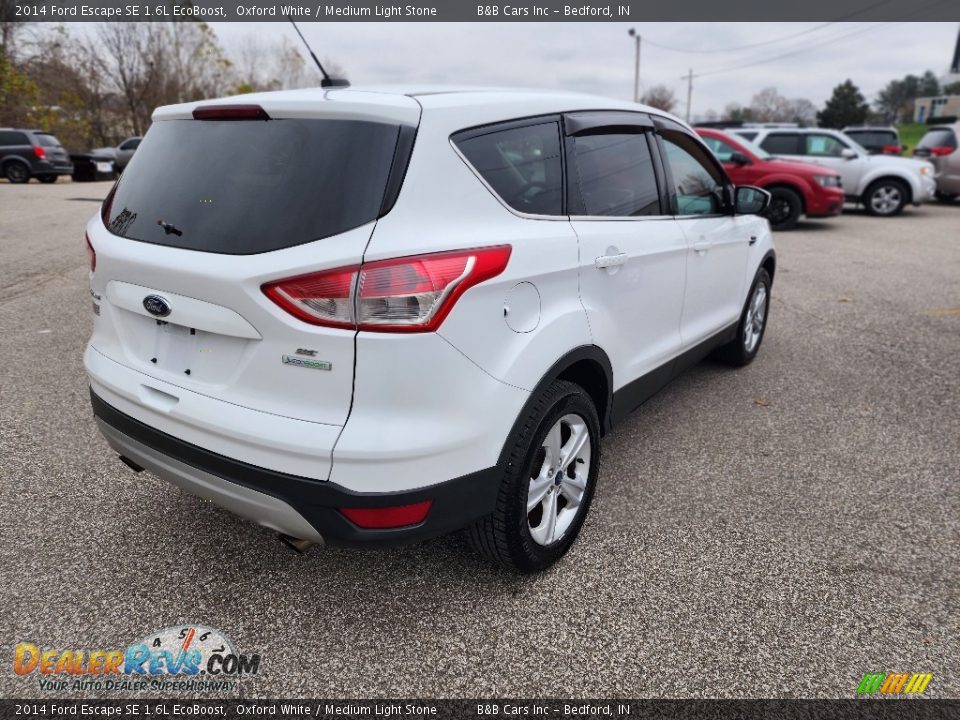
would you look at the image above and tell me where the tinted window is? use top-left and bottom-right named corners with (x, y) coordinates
top-left (104, 119), bottom-right (400, 254)
top-left (120, 138), bottom-right (141, 150)
top-left (917, 128), bottom-right (958, 150)
top-left (845, 130), bottom-right (897, 149)
top-left (571, 132), bottom-right (660, 216)
top-left (0, 131), bottom-right (30, 146)
top-left (701, 135), bottom-right (740, 162)
top-left (660, 130), bottom-right (725, 216)
top-left (760, 133), bottom-right (801, 155)
top-left (736, 131), bottom-right (758, 142)
top-left (455, 122), bottom-right (563, 215)
top-left (805, 134), bottom-right (849, 157)
top-left (36, 133), bottom-right (62, 147)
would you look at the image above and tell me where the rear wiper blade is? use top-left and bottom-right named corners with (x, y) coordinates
top-left (157, 219), bottom-right (183, 237)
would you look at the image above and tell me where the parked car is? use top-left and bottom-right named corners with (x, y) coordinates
top-left (698, 127), bottom-right (844, 230)
top-left (90, 136), bottom-right (142, 171)
top-left (70, 153), bottom-right (118, 182)
top-left (842, 126), bottom-right (903, 155)
top-left (912, 122), bottom-right (960, 201)
top-left (733, 127), bottom-right (936, 216)
top-left (0, 128), bottom-right (73, 183)
top-left (84, 87), bottom-right (775, 573)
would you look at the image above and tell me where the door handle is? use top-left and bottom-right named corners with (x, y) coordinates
top-left (692, 240), bottom-right (710, 254)
top-left (595, 253), bottom-right (627, 269)
top-left (749, 235), bottom-right (758, 246)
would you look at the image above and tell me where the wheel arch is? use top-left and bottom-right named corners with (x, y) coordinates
top-left (760, 249), bottom-right (776, 285)
top-left (760, 179), bottom-right (808, 213)
top-left (862, 173), bottom-right (914, 204)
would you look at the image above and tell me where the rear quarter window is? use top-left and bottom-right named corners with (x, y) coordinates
top-left (453, 121), bottom-right (564, 216)
top-left (103, 118), bottom-right (402, 255)
top-left (760, 134), bottom-right (801, 155)
top-left (917, 128), bottom-right (958, 150)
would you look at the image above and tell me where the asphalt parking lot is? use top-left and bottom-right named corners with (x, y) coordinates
top-left (1, 180), bottom-right (957, 699)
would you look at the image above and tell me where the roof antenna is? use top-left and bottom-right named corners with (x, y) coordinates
top-left (287, 18), bottom-right (350, 88)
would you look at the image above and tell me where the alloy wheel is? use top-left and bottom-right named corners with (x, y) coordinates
top-left (527, 414), bottom-right (591, 546)
top-left (743, 282), bottom-right (768, 354)
top-left (870, 185), bottom-right (902, 215)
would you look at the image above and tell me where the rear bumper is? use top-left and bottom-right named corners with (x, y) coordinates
top-left (91, 390), bottom-right (501, 546)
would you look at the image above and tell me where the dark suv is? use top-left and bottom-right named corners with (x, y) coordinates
top-left (0, 128), bottom-right (73, 183)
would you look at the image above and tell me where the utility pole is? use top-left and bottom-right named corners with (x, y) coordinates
top-left (683, 68), bottom-right (694, 122)
top-left (628, 28), bottom-right (641, 103)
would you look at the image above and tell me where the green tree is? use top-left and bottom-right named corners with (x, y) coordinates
top-left (817, 80), bottom-right (869, 128)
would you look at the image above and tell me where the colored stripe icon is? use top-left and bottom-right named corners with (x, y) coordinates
top-left (857, 672), bottom-right (933, 695)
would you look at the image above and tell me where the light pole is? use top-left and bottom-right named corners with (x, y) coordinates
top-left (628, 28), bottom-right (641, 103)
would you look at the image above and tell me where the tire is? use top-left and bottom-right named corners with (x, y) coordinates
top-left (468, 379), bottom-right (601, 573)
top-left (37, 174), bottom-right (57, 184)
top-left (935, 191), bottom-right (957, 203)
top-left (713, 268), bottom-right (771, 367)
top-left (863, 178), bottom-right (908, 216)
top-left (4, 162), bottom-right (30, 184)
top-left (764, 187), bottom-right (803, 230)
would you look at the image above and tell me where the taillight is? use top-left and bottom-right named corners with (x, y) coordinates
top-left (85, 232), bottom-right (96, 272)
top-left (262, 246), bottom-right (512, 332)
top-left (930, 146), bottom-right (955, 157)
top-left (339, 500), bottom-right (433, 529)
top-left (192, 104), bottom-right (270, 121)
top-left (881, 145), bottom-right (902, 155)
top-left (32, 146), bottom-right (46, 159)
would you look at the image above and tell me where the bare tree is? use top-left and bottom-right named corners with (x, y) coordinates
top-left (641, 84), bottom-right (677, 113)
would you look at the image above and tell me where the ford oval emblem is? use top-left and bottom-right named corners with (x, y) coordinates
top-left (143, 295), bottom-right (171, 318)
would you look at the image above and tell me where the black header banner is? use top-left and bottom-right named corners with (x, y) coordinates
top-left (8, 0), bottom-right (960, 22)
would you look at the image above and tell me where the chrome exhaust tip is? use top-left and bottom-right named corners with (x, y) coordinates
top-left (278, 534), bottom-right (314, 554)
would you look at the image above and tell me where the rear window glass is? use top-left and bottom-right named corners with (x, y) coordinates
top-left (36, 134), bottom-right (62, 147)
top-left (454, 122), bottom-right (563, 215)
top-left (104, 118), bottom-right (401, 254)
top-left (845, 130), bottom-right (897, 148)
top-left (917, 128), bottom-right (958, 150)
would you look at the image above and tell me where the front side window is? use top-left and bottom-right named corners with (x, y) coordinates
top-left (805, 134), bottom-right (849, 157)
top-left (454, 122), bottom-right (563, 215)
top-left (571, 132), bottom-right (660, 216)
top-left (701, 135), bottom-right (740, 162)
top-left (760, 133), bottom-right (801, 155)
top-left (659, 131), bottom-right (725, 216)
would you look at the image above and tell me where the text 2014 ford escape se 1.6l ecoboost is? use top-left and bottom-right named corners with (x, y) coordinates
top-left (84, 86), bottom-right (776, 572)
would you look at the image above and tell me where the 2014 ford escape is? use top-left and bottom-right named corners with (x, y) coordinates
top-left (85, 86), bottom-right (776, 572)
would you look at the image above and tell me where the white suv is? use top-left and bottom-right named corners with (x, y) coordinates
top-left (84, 87), bottom-right (775, 572)
top-left (733, 127), bottom-right (935, 216)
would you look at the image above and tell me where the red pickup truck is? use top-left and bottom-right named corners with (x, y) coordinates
top-left (697, 127), bottom-right (845, 230)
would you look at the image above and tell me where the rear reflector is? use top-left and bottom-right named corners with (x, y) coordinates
top-left (192, 104), bottom-right (270, 121)
top-left (339, 500), bottom-right (433, 529)
top-left (263, 246), bottom-right (512, 332)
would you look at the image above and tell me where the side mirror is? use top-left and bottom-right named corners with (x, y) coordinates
top-left (729, 151), bottom-right (750, 165)
top-left (734, 186), bottom-right (771, 215)
top-left (841, 148), bottom-right (858, 160)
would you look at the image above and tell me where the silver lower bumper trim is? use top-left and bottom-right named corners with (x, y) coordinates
top-left (96, 419), bottom-right (324, 544)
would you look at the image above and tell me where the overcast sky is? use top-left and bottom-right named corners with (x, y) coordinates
top-left (208, 21), bottom-right (960, 118)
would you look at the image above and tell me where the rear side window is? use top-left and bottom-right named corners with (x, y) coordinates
top-left (571, 133), bottom-right (660, 216)
top-left (0, 131), bottom-right (30, 146)
top-left (917, 128), bottom-right (958, 150)
top-left (36, 134), bottom-right (62, 147)
top-left (846, 130), bottom-right (897, 148)
top-left (120, 138), bottom-right (141, 150)
top-left (454, 122), bottom-right (563, 215)
top-left (104, 119), bottom-right (401, 254)
top-left (760, 133), bottom-right (801, 155)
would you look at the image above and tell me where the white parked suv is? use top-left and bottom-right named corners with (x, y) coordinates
top-left (84, 87), bottom-right (776, 572)
top-left (734, 127), bottom-right (936, 216)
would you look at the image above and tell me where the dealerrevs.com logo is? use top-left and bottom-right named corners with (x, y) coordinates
top-left (856, 672), bottom-right (934, 696)
top-left (14, 625), bottom-right (261, 693)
